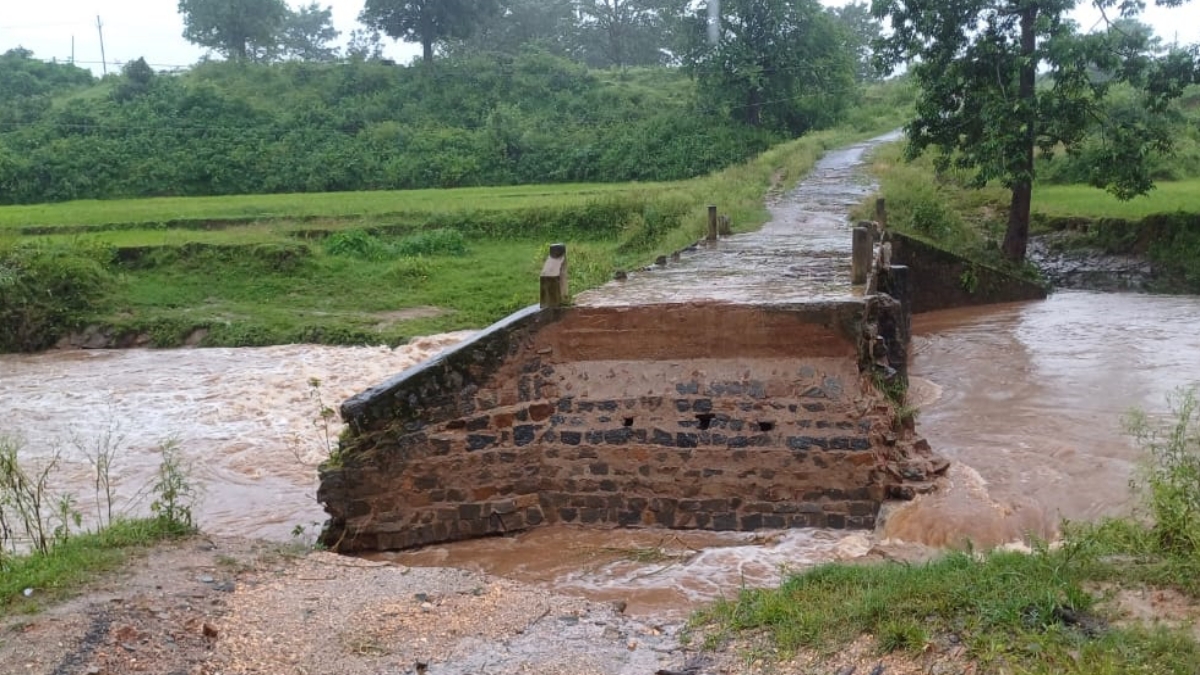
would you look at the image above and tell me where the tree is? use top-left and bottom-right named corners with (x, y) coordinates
top-left (178, 0), bottom-right (289, 61)
top-left (576, 0), bottom-right (669, 67)
top-left (359, 0), bottom-right (502, 63)
top-left (830, 1), bottom-right (882, 83)
top-left (447, 0), bottom-right (580, 59)
top-left (280, 3), bottom-right (341, 61)
top-left (113, 58), bottom-right (156, 102)
top-left (683, 0), bottom-right (856, 134)
top-left (873, 0), bottom-right (1199, 261)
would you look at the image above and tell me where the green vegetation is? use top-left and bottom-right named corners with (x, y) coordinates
top-left (0, 518), bottom-right (192, 612)
top-left (1034, 181), bottom-right (1200, 219)
top-left (0, 51), bottom-right (783, 205)
top-left (0, 114), bottom-right (907, 352)
top-left (695, 388), bottom-right (1200, 674)
top-left (1, 435), bottom-right (198, 612)
top-left (860, 122), bottom-right (1200, 291)
top-left (874, 0), bottom-right (1200, 261)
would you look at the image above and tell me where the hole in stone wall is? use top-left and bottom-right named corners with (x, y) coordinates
top-left (623, 417), bottom-right (635, 427)
top-left (695, 413), bottom-right (715, 430)
top-left (758, 421), bottom-right (775, 432)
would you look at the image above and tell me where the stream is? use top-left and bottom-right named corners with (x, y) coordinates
top-left (3, 291), bottom-right (1198, 617)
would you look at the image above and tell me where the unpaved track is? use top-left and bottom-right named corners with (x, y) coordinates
top-left (0, 537), bottom-right (696, 675)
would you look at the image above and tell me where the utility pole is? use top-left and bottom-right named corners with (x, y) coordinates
top-left (96, 15), bottom-right (107, 75)
top-left (71, 36), bottom-right (75, 64)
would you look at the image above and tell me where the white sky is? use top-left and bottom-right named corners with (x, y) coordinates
top-left (2, 1), bottom-right (1199, 75)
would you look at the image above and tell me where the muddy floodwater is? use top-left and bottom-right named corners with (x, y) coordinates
top-left (0, 332), bottom-right (475, 540)
top-left (3, 291), bottom-right (1199, 616)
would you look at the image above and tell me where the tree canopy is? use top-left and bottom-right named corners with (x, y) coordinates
top-left (683, 0), bottom-right (856, 135)
top-left (360, 0), bottom-right (502, 63)
top-left (873, 0), bottom-right (1200, 260)
top-left (178, 0), bottom-right (290, 61)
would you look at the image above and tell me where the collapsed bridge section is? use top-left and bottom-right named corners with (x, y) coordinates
top-left (318, 296), bottom-right (941, 553)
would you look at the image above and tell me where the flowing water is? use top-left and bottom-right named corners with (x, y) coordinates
top-left (0, 333), bottom-right (475, 540)
top-left (2, 293), bottom-right (1197, 615)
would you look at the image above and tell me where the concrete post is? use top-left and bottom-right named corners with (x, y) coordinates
top-left (852, 227), bottom-right (872, 285)
top-left (707, 205), bottom-right (718, 241)
top-left (875, 198), bottom-right (887, 230)
top-left (539, 243), bottom-right (568, 308)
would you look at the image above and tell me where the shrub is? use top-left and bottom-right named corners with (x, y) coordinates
top-left (393, 229), bottom-right (468, 257)
top-left (323, 229), bottom-right (390, 261)
top-left (0, 242), bottom-right (113, 352)
top-left (1126, 388), bottom-right (1200, 556)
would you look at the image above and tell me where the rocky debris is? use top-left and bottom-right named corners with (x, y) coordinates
top-left (1029, 233), bottom-right (1154, 291)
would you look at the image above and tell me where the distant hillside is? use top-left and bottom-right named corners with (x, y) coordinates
top-left (0, 49), bottom-right (789, 205)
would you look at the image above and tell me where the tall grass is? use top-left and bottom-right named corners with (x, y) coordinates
top-left (1, 433), bottom-right (199, 611)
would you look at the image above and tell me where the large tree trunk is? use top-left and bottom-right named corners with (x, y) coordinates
top-left (1002, 6), bottom-right (1038, 262)
top-left (1004, 180), bottom-right (1032, 261)
top-left (746, 87), bottom-right (761, 126)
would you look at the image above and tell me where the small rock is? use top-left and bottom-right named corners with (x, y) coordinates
top-left (199, 575), bottom-right (215, 584)
top-left (22, 588), bottom-right (33, 597)
top-left (85, 667), bottom-right (101, 675)
top-left (120, 643), bottom-right (137, 652)
top-left (610, 600), bottom-right (628, 614)
top-left (213, 582), bottom-right (235, 593)
top-left (420, 602), bottom-right (434, 612)
top-left (202, 623), bottom-right (219, 639)
top-left (627, 639), bottom-right (638, 651)
top-left (602, 625), bottom-right (621, 640)
top-left (557, 615), bottom-right (580, 625)
top-left (414, 593), bottom-right (429, 603)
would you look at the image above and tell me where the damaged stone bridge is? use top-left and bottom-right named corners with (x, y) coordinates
top-left (317, 135), bottom-right (1045, 552)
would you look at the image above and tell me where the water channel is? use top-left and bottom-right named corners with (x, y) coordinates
top-left (3, 291), bottom-right (1197, 617)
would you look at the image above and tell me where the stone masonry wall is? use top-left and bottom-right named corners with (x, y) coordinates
top-left (887, 231), bottom-right (1048, 314)
top-left (319, 301), bottom-right (940, 552)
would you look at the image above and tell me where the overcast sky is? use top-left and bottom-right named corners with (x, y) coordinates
top-left (3, 1), bottom-right (1199, 75)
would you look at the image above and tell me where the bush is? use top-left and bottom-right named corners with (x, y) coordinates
top-left (323, 229), bottom-right (391, 261)
top-left (1126, 388), bottom-right (1200, 556)
top-left (394, 229), bottom-right (468, 257)
top-left (0, 242), bottom-right (113, 352)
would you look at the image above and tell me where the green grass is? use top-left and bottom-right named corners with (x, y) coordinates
top-left (101, 237), bottom-right (549, 347)
top-left (2, 121), bottom-right (897, 351)
top-left (0, 518), bottom-right (190, 614)
top-left (694, 545), bottom-right (1200, 674)
top-left (1034, 179), bottom-right (1200, 219)
top-left (0, 182), bottom-right (669, 231)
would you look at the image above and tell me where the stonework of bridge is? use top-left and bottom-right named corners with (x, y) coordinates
top-left (317, 134), bottom-right (1045, 553)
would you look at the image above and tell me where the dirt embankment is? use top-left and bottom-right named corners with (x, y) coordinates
top-left (0, 537), bottom-right (691, 675)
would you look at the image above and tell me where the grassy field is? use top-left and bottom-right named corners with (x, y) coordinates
top-left (0, 182), bottom-right (673, 231)
top-left (1, 124), bottom-right (886, 351)
top-left (1035, 179), bottom-right (1200, 219)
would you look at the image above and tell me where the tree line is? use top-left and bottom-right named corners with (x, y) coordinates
top-left (0, 50), bottom-right (794, 204)
top-left (0, 1), bottom-right (883, 206)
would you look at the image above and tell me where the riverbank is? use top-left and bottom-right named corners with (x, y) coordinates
top-left (4, 523), bottom-right (1200, 675)
top-left (858, 143), bottom-right (1200, 294)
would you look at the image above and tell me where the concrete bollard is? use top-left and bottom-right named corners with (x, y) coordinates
top-left (707, 205), bottom-right (718, 241)
top-left (539, 243), bottom-right (568, 308)
top-left (852, 227), bottom-right (872, 285)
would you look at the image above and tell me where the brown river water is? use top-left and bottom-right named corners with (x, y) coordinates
top-left (3, 291), bottom-right (1199, 616)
